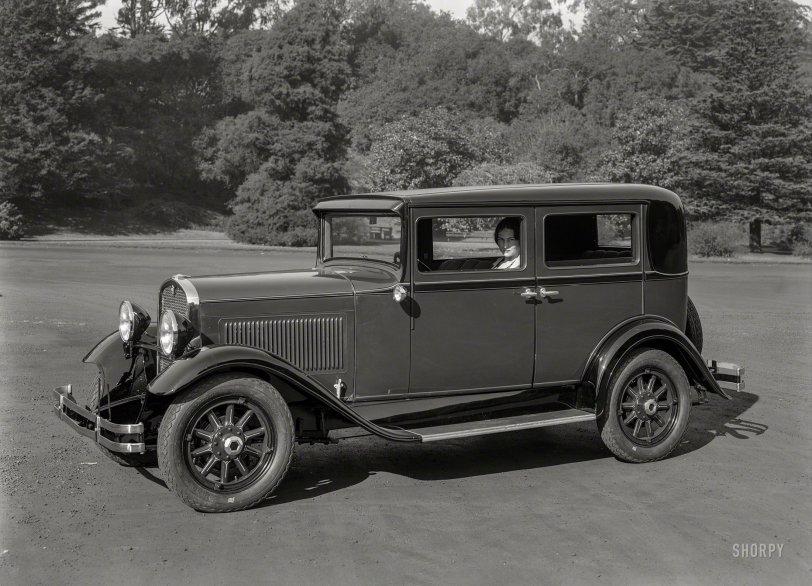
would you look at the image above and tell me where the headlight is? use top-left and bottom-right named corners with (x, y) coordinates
top-left (119, 301), bottom-right (134, 341)
top-left (159, 310), bottom-right (179, 356)
top-left (119, 301), bottom-right (150, 342)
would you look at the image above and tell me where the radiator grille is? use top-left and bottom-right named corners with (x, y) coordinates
top-left (158, 282), bottom-right (189, 373)
top-left (221, 315), bottom-right (345, 373)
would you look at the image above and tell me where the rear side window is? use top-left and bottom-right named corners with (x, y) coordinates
top-left (647, 201), bottom-right (687, 274)
top-left (545, 213), bottom-right (635, 267)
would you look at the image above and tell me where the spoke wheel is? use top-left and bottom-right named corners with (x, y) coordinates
top-left (184, 399), bottom-right (276, 493)
top-left (616, 369), bottom-right (679, 446)
top-left (598, 348), bottom-right (691, 463)
top-left (158, 374), bottom-right (294, 513)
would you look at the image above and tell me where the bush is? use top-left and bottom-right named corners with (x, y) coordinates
top-left (792, 239), bottom-right (812, 258)
top-left (134, 200), bottom-right (223, 232)
top-left (688, 222), bottom-right (744, 257)
top-left (0, 201), bottom-right (24, 240)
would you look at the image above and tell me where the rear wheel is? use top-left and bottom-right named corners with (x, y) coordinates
top-left (598, 349), bottom-right (691, 463)
top-left (158, 374), bottom-right (294, 513)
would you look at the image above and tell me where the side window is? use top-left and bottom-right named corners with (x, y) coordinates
top-left (417, 216), bottom-right (524, 272)
top-left (545, 213), bottom-right (635, 267)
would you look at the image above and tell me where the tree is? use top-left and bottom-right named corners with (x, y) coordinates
top-left (452, 161), bottom-right (556, 186)
top-left (0, 0), bottom-right (107, 201)
top-left (86, 33), bottom-right (225, 197)
top-left (466, 0), bottom-right (575, 47)
top-left (596, 98), bottom-right (691, 189)
top-left (642, 0), bottom-right (812, 211)
top-left (116, 1), bottom-right (290, 38)
top-left (341, 0), bottom-right (523, 147)
top-left (200, 0), bottom-right (352, 245)
top-left (368, 108), bottom-right (506, 191)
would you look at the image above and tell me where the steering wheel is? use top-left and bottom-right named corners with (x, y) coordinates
top-left (417, 259), bottom-right (432, 272)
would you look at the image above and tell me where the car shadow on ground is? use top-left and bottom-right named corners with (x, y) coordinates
top-left (130, 389), bottom-right (763, 507)
top-left (672, 389), bottom-right (764, 457)
top-left (266, 389), bottom-right (764, 507)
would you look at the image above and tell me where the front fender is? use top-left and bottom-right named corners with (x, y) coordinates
top-left (584, 316), bottom-right (731, 419)
top-left (147, 345), bottom-right (419, 443)
top-left (83, 325), bottom-right (157, 400)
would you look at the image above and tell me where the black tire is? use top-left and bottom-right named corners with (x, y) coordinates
top-left (158, 374), bottom-right (294, 513)
top-left (686, 296), bottom-right (703, 353)
top-left (598, 349), bottom-right (691, 463)
top-left (89, 389), bottom-right (155, 467)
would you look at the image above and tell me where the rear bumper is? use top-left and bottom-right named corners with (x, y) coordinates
top-left (53, 385), bottom-right (146, 454)
top-left (707, 360), bottom-right (745, 392)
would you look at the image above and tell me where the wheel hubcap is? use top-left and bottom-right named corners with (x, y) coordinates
top-left (184, 399), bottom-right (275, 492)
top-left (616, 369), bottom-right (679, 445)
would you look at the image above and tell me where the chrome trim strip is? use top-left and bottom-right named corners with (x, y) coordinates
top-left (172, 274), bottom-right (200, 307)
top-left (98, 435), bottom-right (146, 454)
top-left (205, 292), bottom-right (354, 304)
top-left (415, 411), bottom-right (596, 442)
top-left (96, 417), bottom-right (144, 435)
top-left (53, 385), bottom-right (146, 454)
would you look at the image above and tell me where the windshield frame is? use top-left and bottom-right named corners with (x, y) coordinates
top-left (319, 212), bottom-right (405, 269)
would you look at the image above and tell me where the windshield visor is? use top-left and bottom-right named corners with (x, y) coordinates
top-left (323, 214), bottom-right (403, 267)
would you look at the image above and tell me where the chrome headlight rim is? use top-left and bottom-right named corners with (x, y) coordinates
top-left (119, 300), bottom-right (151, 343)
top-left (159, 310), bottom-right (179, 356)
top-left (119, 300), bottom-right (134, 342)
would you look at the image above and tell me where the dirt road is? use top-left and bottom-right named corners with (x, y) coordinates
top-left (1, 243), bottom-right (810, 585)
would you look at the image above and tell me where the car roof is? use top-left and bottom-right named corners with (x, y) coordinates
top-left (313, 183), bottom-right (682, 211)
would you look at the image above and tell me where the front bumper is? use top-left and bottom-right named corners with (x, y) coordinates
top-left (53, 385), bottom-right (146, 454)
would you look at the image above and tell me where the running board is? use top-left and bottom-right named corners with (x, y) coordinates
top-left (408, 409), bottom-right (596, 443)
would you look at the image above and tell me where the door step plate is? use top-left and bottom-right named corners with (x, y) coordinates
top-left (409, 409), bottom-right (596, 443)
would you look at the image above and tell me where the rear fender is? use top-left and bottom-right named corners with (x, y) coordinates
top-left (147, 345), bottom-right (419, 443)
top-left (584, 316), bottom-right (731, 419)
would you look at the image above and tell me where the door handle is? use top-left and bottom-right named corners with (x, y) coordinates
top-left (538, 288), bottom-right (559, 298)
top-left (518, 288), bottom-right (538, 299)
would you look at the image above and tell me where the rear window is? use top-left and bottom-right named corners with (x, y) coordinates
top-left (647, 201), bottom-right (687, 274)
top-left (545, 213), bottom-right (635, 267)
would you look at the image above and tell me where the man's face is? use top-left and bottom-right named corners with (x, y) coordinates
top-left (496, 227), bottom-right (519, 260)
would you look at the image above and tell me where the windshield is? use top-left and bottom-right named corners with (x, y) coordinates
top-left (323, 214), bottom-right (402, 266)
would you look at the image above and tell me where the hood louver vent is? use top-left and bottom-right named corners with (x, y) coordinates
top-left (220, 315), bottom-right (345, 373)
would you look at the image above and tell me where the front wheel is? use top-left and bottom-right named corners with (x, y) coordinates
top-left (158, 374), bottom-right (294, 512)
top-left (598, 349), bottom-right (691, 463)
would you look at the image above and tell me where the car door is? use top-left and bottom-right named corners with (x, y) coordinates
top-left (534, 204), bottom-right (644, 385)
top-left (408, 207), bottom-right (536, 395)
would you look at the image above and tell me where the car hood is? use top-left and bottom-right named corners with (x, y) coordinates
top-left (187, 268), bottom-right (354, 302)
top-left (184, 264), bottom-right (400, 303)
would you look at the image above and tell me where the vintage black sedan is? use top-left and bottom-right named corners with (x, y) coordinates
top-left (54, 184), bottom-right (743, 512)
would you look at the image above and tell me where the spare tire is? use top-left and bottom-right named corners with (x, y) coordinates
top-left (686, 296), bottom-right (703, 353)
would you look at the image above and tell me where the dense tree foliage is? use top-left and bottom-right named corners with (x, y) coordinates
top-left (86, 33), bottom-right (224, 197)
top-left (660, 0), bottom-right (812, 213)
top-left (199, 0), bottom-right (351, 245)
top-left (1, 0), bottom-right (809, 239)
top-left (368, 108), bottom-right (505, 191)
top-left (0, 0), bottom-right (106, 201)
top-left (596, 99), bottom-right (691, 188)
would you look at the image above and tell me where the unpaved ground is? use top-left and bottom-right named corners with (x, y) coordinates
top-left (0, 242), bottom-right (810, 586)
